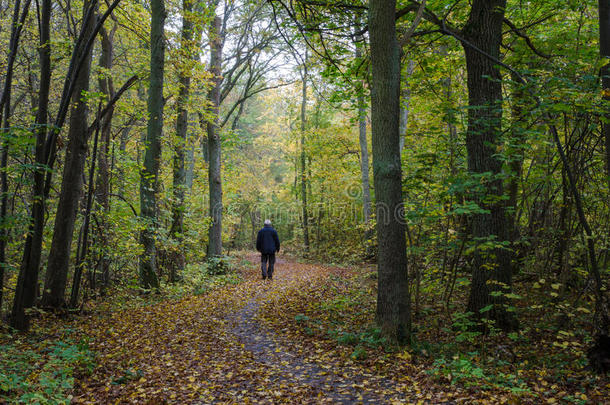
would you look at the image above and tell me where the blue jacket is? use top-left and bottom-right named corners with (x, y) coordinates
top-left (256, 225), bottom-right (280, 254)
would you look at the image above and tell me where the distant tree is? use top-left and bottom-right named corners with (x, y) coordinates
top-left (300, 50), bottom-right (310, 252)
top-left (170, 0), bottom-right (197, 280)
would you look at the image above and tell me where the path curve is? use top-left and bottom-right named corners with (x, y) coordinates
top-left (227, 255), bottom-right (404, 404)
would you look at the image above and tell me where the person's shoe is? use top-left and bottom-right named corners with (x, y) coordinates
top-left (262, 275), bottom-right (266, 280)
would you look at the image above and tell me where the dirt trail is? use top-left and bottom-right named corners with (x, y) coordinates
top-left (228, 256), bottom-right (400, 403)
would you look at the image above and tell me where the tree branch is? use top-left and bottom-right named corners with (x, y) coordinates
top-left (87, 75), bottom-right (138, 135)
top-left (503, 17), bottom-right (551, 59)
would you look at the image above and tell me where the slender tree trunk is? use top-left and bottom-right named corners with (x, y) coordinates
top-left (95, 25), bottom-right (116, 289)
top-left (186, 144), bottom-right (195, 190)
top-left (117, 123), bottom-right (132, 198)
top-left (70, 106), bottom-right (102, 308)
top-left (355, 33), bottom-right (373, 253)
top-left (599, 0), bottom-right (610, 275)
top-left (12, 0), bottom-right (51, 329)
top-left (601, 0), bottom-right (610, 191)
top-left (369, 0), bottom-right (411, 344)
top-left (42, 0), bottom-right (96, 308)
top-left (139, 0), bottom-right (166, 288)
top-left (461, 0), bottom-right (516, 331)
top-left (199, 112), bottom-right (209, 164)
top-left (398, 60), bottom-right (415, 151)
top-left (300, 51), bottom-right (310, 252)
top-left (507, 72), bottom-right (526, 273)
top-left (1, 0), bottom-right (31, 319)
top-left (207, 14), bottom-right (224, 258)
top-left (170, 0), bottom-right (195, 279)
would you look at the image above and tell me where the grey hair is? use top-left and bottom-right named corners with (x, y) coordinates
top-left (264, 219), bottom-right (272, 225)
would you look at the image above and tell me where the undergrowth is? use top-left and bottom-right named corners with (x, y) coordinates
top-left (0, 334), bottom-right (94, 404)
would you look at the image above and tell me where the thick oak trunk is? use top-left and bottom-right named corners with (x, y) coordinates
top-left (461, 0), bottom-right (516, 331)
top-left (369, 0), bottom-right (411, 344)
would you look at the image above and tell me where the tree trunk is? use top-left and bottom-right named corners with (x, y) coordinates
top-left (300, 50), bottom-right (310, 252)
top-left (70, 106), bottom-right (102, 308)
top-left (12, 0), bottom-right (51, 329)
top-left (170, 0), bottom-right (194, 279)
top-left (118, 123), bottom-right (132, 198)
top-left (398, 60), bottom-right (415, 151)
top-left (139, 0), bottom-right (166, 288)
top-left (42, 0), bottom-right (96, 308)
top-left (355, 33), bottom-right (373, 253)
top-left (461, 0), bottom-right (516, 331)
top-left (600, 0), bottom-right (610, 275)
top-left (507, 72), bottom-right (526, 274)
top-left (186, 144), bottom-right (195, 190)
top-left (369, 0), bottom-right (411, 344)
top-left (95, 25), bottom-right (116, 289)
top-left (207, 14), bottom-right (224, 258)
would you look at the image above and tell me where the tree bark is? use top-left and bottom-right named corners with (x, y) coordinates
top-left (207, 14), bottom-right (224, 258)
top-left (139, 0), bottom-right (166, 288)
top-left (42, 0), bottom-right (96, 308)
top-left (461, 0), bottom-right (516, 331)
top-left (170, 0), bottom-right (195, 279)
top-left (369, 0), bottom-right (411, 344)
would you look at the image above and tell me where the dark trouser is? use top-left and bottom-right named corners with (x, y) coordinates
top-left (261, 253), bottom-right (275, 279)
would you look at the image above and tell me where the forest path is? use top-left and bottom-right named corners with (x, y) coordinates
top-left (72, 255), bottom-right (427, 404)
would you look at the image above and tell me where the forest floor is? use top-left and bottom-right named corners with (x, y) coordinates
top-left (2, 254), bottom-right (609, 403)
top-left (71, 255), bottom-right (428, 404)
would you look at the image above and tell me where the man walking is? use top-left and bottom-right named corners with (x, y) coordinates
top-left (256, 219), bottom-right (280, 280)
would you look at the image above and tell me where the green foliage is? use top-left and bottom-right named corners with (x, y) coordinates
top-left (0, 336), bottom-right (95, 404)
top-left (447, 312), bottom-right (482, 344)
top-left (204, 255), bottom-right (233, 276)
top-left (429, 352), bottom-right (531, 394)
top-left (163, 260), bottom-right (241, 298)
top-left (349, 345), bottom-right (368, 361)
